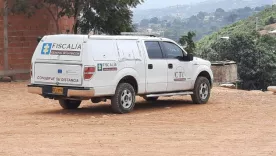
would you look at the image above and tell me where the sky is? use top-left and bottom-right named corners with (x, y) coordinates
top-left (134, 0), bottom-right (207, 10)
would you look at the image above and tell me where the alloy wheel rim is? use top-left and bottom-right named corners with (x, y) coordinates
top-left (121, 89), bottom-right (133, 109)
top-left (199, 83), bottom-right (209, 100)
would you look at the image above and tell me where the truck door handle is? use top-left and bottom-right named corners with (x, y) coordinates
top-left (148, 64), bottom-right (153, 69)
top-left (168, 64), bottom-right (173, 69)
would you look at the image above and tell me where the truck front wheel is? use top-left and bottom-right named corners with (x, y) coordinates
top-left (59, 99), bottom-right (82, 109)
top-left (191, 76), bottom-right (211, 104)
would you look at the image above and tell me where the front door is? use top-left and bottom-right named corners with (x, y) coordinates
top-left (161, 41), bottom-right (193, 92)
top-left (144, 41), bottom-right (168, 93)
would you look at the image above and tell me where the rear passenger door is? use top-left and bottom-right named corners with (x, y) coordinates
top-left (144, 41), bottom-right (168, 93)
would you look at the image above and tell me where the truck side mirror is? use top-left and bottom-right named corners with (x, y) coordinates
top-left (188, 54), bottom-right (194, 61)
top-left (183, 54), bottom-right (194, 61)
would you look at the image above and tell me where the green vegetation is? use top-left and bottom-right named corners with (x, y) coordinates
top-left (204, 32), bottom-right (276, 90)
top-left (179, 31), bottom-right (196, 54)
top-left (196, 5), bottom-right (276, 53)
top-left (196, 5), bottom-right (276, 90)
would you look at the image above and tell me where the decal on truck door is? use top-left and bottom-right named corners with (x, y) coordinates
top-left (174, 66), bottom-right (186, 81)
top-left (97, 63), bottom-right (118, 71)
top-left (97, 64), bottom-right (103, 71)
top-left (41, 43), bottom-right (81, 56)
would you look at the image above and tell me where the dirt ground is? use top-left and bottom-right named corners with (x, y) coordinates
top-left (0, 82), bottom-right (276, 156)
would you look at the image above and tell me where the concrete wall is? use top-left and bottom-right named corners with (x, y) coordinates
top-left (0, 2), bottom-right (74, 80)
top-left (211, 62), bottom-right (238, 84)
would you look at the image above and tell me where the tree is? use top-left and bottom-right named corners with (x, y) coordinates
top-left (160, 20), bottom-right (168, 27)
top-left (215, 8), bottom-right (225, 13)
top-left (150, 17), bottom-right (159, 24)
top-left (173, 18), bottom-right (182, 25)
top-left (255, 6), bottom-right (263, 11)
top-left (243, 7), bottom-right (252, 12)
top-left (210, 26), bottom-right (218, 31)
top-left (255, 35), bottom-right (276, 89)
top-left (225, 14), bottom-right (238, 23)
top-left (197, 11), bottom-right (206, 20)
top-left (79, 2), bottom-right (135, 35)
top-left (265, 17), bottom-right (276, 25)
top-left (179, 31), bottom-right (196, 54)
top-left (201, 32), bottom-right (276, 90)
top-left (186, 15), bottom-right (200, 28)
top-left (215, 8), bottom-right (225, 19)
top-left (140, 19), bottom-right (150, 27)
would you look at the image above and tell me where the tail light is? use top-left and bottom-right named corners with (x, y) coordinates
top-left (84, 66), bottom-right (95, 80)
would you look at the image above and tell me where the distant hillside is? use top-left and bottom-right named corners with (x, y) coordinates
top-left (196, 5), bottom-right (276, 51)
top-left (133, 0), bottom-right (273, 22)
top-left (136, 5), bottom-right (269, 42)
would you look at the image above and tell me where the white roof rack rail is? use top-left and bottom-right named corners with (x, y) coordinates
top-left (120, 32), bottom-right (161, 37)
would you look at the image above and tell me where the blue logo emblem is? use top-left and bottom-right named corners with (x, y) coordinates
top-left (41, 43), bottom-right (53, 55)
top-left (58, 69), bottom-right (62, 74)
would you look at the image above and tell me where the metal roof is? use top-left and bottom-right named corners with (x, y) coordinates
top-left (211, 61), bottom-right (236, 66)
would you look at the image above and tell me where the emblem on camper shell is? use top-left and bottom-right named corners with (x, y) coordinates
top-left (41, 42), bottom-right (82, 56)
top-left (41, 43), bottom-right (52, 55)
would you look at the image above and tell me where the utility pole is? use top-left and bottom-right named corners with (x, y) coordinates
top-left (255, 17), bottom-right (259, 31)
top-left (3, 0), bottom-right (9, 73)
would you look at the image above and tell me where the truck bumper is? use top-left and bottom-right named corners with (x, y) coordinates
top-left (27, 84), bottom-right (95, 99)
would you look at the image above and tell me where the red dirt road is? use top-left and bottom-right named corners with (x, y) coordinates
top-left (0, 82), bottom-right (276, 156)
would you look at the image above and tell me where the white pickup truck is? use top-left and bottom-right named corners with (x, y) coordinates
top-left (28, 33), bottom-right (213, 114)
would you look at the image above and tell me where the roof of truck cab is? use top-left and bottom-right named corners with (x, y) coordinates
top-left (43, 34), bottom-right (175, 42)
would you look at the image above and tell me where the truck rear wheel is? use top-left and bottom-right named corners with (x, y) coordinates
top-left (111, 83), bottom-right (136, 114)
top-left (191, 76), bottom-right (211, 104)
top-left (59, 99), bottom-right (82, 109)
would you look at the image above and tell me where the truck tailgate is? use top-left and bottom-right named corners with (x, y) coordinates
top-left (34, 63), bottom-right (82, 86)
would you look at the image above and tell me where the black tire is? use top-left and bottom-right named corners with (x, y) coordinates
top-left (111, 83), bottom-right (136, 114)
top-left (143, 97), bottom-right (159, 102)
top-left (59, 99), bottom-right (82, 109)
top-left (191, 76), bottom-right (211, 104)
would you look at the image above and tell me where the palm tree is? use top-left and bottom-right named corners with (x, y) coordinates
top-left (179, 31), bottom-right (196, 54)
